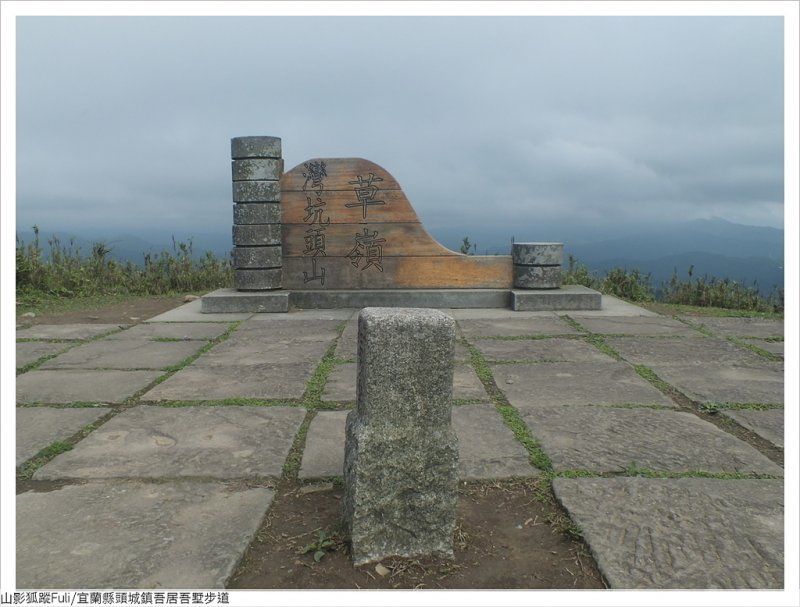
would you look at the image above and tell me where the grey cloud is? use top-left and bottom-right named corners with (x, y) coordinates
top-left (15, 15), bottom-right (785, 236)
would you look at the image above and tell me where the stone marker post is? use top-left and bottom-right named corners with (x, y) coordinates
top-left (343, 308), bottom-right (459, 566)
top-left (512, 242), bottom-right (564, 289)
top-left (231, 136), bottom-right (283, 290)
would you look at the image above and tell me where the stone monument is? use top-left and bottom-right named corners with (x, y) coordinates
top-left (201, 135), bottom-right (602, 312)
top-left (343, 308), bottom-right (459, 565)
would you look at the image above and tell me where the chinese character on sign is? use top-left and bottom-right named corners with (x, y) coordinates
top-left (303, 257), bottom-right (326, 285)
top-left (300, 163), bottom-right (329, 285)
top-left (303, 227), bottom-right (327, 258)
top-left (302, 161), bottom-right (327, 192)
top-left (303, 195), bottom-right (330, 226)
top-left (347, 228), bottom-right (386, 272)
top-left (346, 173), bottom-right (385, 219)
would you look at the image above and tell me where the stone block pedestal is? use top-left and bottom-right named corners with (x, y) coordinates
top-left (343, 308), bottom-right (459, 565)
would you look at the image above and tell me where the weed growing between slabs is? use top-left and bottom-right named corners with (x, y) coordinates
top-left (16, 411), bottom-right (119, 481)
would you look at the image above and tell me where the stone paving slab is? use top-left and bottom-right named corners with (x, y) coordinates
top-left (144, 298), bottom-right (253, 322)
top-left (606, 335), bottom-right (769, 367)
top-left (34, 405), bottom-right (306, 480)
top-left (15, 406), bottom-right (111, 465)
top-left (299, 410), bottom-right (349, 478)
top-left (141, 362), bottom-right (316, 401)
top-left (321, 363), bottom-right (357, 402)
top-left (16, 341), bottom-right (69, 368)
top-left (16, 369), bottom-right (162, 404)
top-left (453, 364), bottom-right (489, 400)
top-left (16, 480), bottom-right (274, 589)
top-left (491, 361), bottom-right (675, 408)
top-left (247, 308), bottom-right (357, 321)
top-left (38, 339), bottom-right (202, 370)
top-left (16, 323), bottom-right (127, 340)
top-left (333, 318), bottom-right (359, 359)
top-left (652, 363), bottom-right (784, 405)
top-left (452, 404), bottom-right (539, 480)
top-left (192, 337), bottom-right (332, 366)
top-left (450, 309), bottom-right (557, 320)
top-left (573, 316), bottom-right (698, 336)
top-left (681, 316), bottom-right (784, 338)
top-left (321, 363), bottom-right (487, 402)
top-left (458, 316), bottom-right (581, 338)
top-left (520, 405), bottom-right (783, 475)
top-left (722, 408), bottom-right (784, 448)
top-left (473, 337), bottom-right (613, 362)
top-left (299, 406), bottom-right (539, 480)
top-left (335, 328), bottom-right (471, 362)
top-left (552, 477), bottom-right (783, 588)
top-left (107, 322), bottom-right (231, 341)
top-left (561, 295), bottom-right (659, 317)
top-left (231, 319), bottom-right (342, 342)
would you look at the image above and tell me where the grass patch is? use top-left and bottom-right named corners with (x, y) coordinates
top-left (496, 405), bottom-right (553, 472)
top-left (727, 337), bottom-right (783, 361)
top-left (528, 475), bottom-right (584, 540)
top-left (554, 469), bottom-right (602, 478)
top-left (559, 315), bottom-right (589, 334)
top-left (16, 347), bottom-right (73, 376)
top-left (16, 227), bottom-right (232, 313)
top-left (16, 293), bottom-right (171, 319)
top-left (643, 302), bottom-right (783, 319)
top-left (471, 334), bottom-right (578, 341)
top-left (17, 441), bottom-right (74, 480)
top-left (282, 410), bottom-right (315, 480)
top-left (464, 339), bottom-right (553, 472)
top-left (699, 402), bottom-right (784, 413)
top-left (144, 398), bottom-right (302, 408)
top-left (584, 335), bottom-right (623, 361)
top-left (36, 440), bottom-right (72, 459)
top-left (123, 321), bottom-right (241, 404)
top-left (633, 364), bottom-right (676, 396)
top-left (681, 320), bottom-right (719, 338)
top-left (302, 338), bottom-right (342, 409)
top-left (16, 401), bottom-right (116, 409)
top-left (620, 465), bottom-right (781, 480)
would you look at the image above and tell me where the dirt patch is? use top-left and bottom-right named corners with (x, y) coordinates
top-left (16, 296), bottom-right (188, 326)
top-left (228, 479), bottom-right (606, 590)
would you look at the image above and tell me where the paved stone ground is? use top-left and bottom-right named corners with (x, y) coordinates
top-left (14, 298), bottom-right (787, 590)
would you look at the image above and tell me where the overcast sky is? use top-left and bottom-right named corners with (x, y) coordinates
top-left (11, 10), bottom-right (788, 242)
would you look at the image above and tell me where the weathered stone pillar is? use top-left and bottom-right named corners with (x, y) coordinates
top-left (343, 308), bottom-right (459, 566)
top-left (231, 136), bottom-right (283, 291)
top-left (512, 242), bottom-right (563, 289)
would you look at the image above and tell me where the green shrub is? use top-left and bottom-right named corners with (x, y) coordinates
top-left (661, 268), bottom-right (782, 313)
top-left (564, 255), bottom-right (781, 312)
top-left (16, 227), bottom-right (233, 305)
top-left (601, 267), bottom-right (654, 302)
top-left (562, 255), bottom-right (600, 289)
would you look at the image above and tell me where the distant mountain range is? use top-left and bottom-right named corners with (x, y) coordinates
top-left (16, 217), bottom-right (784, 295)
top-left (432, 217), bottom-right (784, 295)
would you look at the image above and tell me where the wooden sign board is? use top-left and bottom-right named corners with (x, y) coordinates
top-left (281, 158), bottom-right (512, 290)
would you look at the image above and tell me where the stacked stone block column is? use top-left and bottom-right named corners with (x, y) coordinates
top-left (343, 308), bottom-right (459, 566)
top-left (231, 136), bottom-right (283, 291)
top-left (513, 242), bottom-right (564, 289)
